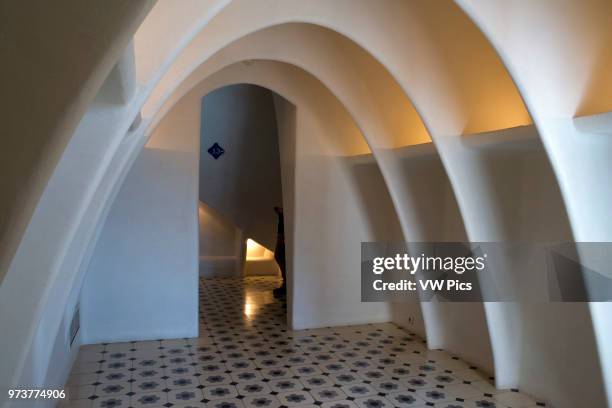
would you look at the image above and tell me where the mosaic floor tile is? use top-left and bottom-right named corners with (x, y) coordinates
top-left (267, 378), bottom-right (303, 393)
top-left (65, 276), bottom-right (544, 408)
top-left (166, 365), bottom-right (198, 378)
top-left (310, 387), bottom-right (347, 402)
top-left (415, 388), bottom-right (453, 404)
top-left (329, 372), bottom-right (362, 386)
top-left (463, 396), bottom-right (507, 408)
top-left (167, 388), bottom-right (203, 405)
top-left (172, 403), bottom-right (207, 408)
top-left (96, 382), bottom-right (131, 397)
top-left (242, 394), bottom-right (282, 408)
top-left (400, 376), bottom-right (435, 390)
top-left (167, 376), bottom-right (200, 390)
top-left (200, 373), bottom-right (233, 386)
top-left (290, 365), bottom-right (322, 377)
top-left (298, 375), bottom-right (334, 389)
top-left (98, 371), bottom-right (131, 384)
top-left (321, 401), bottom-right (359, 408)
top-left (261, 367), bottom-right (293, 380)
top-left (370, 379), bottom-right (403, 394)
top-left (236, 381), bottom-right (272, 396)
top-left (384, 391), bottom-right (425, 408)
top-left (277, 390), bottom-right (315, 406)
top-left (353, 395), bottom-right (395, 408)
top-left (208, 398), bottom-right (246, 408)
top-left (131, 378), bottom-right (166, 394)
top-left (92, 395), bottom-right (131, 408)
top-left (341, 384), bottom-right (378, 399)
top-left (130, 391), bottom-right (168, 407)
top-left (203, 385), bottom-right (239, 400)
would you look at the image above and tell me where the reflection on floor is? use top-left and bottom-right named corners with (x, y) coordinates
top-left (63, 277), bottom-right (544, 408)
top-left (199, 276), bottom-right (286, 337)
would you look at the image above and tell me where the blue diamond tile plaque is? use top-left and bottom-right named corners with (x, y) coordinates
top-left (207, 142), bottom-right (225, 159)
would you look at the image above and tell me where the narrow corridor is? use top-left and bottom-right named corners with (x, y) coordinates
top-left (64, 278), bottom-right (541, 408)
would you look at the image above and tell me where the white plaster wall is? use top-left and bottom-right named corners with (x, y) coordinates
top-left (198, 201), bottom-right (245, 278)
top-left (81, 147), bottom-right (199, 343)
top-left (0, 0), bottom-right (154, 287)
top-left (13, 316), bottom-right (80, 408)
top-left (273, 94), bottom-right (298, 328)
top-left (2, 89), bottom-right (155, 408)
top-left (134, 0), bottom-right (230, 85)
top-left (198, 202), bottom-right (242, 278)
top-left (390, 146), bottom-right (493, 373)
top-left (6, 55), bottom-right (156, 408)
top-left (80, 82), bottom-right (203, 343)
top-left (199, 202), bottom-right (237, 259)
top-left (344, 155), bottom-right (427, 338)
top-left (432, 129), bottom-right (590, 401)
top-left (454, 134), bottom-right (603, 407)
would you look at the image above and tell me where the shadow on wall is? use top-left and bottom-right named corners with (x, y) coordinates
top-left (344, 156), bottom-right (427, 336)
top-left (198, 201), bottom-right (243, 278)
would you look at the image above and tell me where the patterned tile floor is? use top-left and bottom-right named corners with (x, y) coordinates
top-left (62, 276), bottom-right (545, 408)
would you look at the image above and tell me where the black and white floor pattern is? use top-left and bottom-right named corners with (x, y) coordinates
top-left (62, 276), bottom-right (545, 408)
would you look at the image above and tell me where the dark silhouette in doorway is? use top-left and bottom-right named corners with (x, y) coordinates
top-left (272, 206), bottom-right (286, 298)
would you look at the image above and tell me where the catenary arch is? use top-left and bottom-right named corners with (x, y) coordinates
top-left (143, 0), bottom-right (532, 134)
top-left (0, 10), bottom-right (413, 396)
top-left (148, 24), bottom-right (494, 373)
top-left (2, 54), bottom-right (420, 399)
top-left (2, 2), bottom-right (564, 398)
top-left (147, 57), bottom-right (424, 328)
top-left (171, 5), bottom-right (601, 405)
top-left (0, 3), bottom-right (532, 400)
top-left (454, 1), bottom-right (612, 406)
top-left (0, 5), bottom-right (604, 408)
top-left (151, 4), bottom-right (605, 406)
top-left (136, 59), bottom-right (410, 332)
top-left (1, 3), bottom-right (536, 384)
top-left (145, 4), bottom-right (576, 393)
top-left (140, 7), bottom-right (571, 393)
